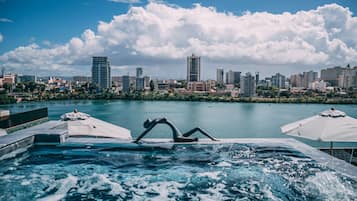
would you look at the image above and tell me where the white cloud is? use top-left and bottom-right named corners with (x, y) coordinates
top-left (0, 18), bottom-right (13, 23)
top-left (1, 3), bottom-right (357, 77)
top-left (109, 0), bottom-right (140, 3)
top-left (0, 33), bottom-right (3, 43)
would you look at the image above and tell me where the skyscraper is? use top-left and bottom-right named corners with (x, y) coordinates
top-left (321, 67), bottom-right (344, 86)
top-left (122, 75), bottom-right (130, 93)
top-left (255, 72), bottom-right (259, 86)
top-left (187, 54), bottom-right (201, 82)
top-left (271, 73), bottom-right (286, 88)
top-left (216, 68), bottom-right (224, 84)
top-left (226, 70), bottom-right (240, 85)
top-left (91, 56), bottom-right (111, 89)
top-left (290, 74), bottom-right (303, 87)
top-left (136, 67), bottom-right (143, 78)
top-left (234, 71), bottom-right (241, 85)
top-left (302, 71), bottom-right (318, 88)
top-left (240, 73), bottom-right (256, 97)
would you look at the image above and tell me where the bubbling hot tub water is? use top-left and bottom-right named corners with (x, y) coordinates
top-left (0, 143), bottom-right (356, 201)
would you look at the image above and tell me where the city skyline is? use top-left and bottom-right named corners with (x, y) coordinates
top-left (1, 1), bottom-right (357, 78)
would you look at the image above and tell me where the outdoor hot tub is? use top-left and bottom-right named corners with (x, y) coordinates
top-left (0, 138), bottom-right (356, 201)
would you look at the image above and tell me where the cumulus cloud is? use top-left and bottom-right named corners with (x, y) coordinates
top-left (1, 2), bottom-right (357, 76)
top-left (0, 33), bottom-right (3, 43)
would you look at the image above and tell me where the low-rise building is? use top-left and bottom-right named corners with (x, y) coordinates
top-left (187, 81), bottom-right (206, 92)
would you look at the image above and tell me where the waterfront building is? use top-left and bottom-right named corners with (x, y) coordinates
top-left (136, 77), bottom-right (145, 91)
top-left (259, 78), bottom-right (272, 88)
top-left (135, 67), bottom-right (144, 91)
top-left (309, 80), bottom-right (327, 92)
top-left (255, 72), bottom-right (259, 86)
top-left (157, 81), bottom-right (170, 91)
top-left (136, 67), bottom-right (143, 78)
top-left (234, 72), bottom-right (241, 85)
top-left (144, 76), bottom-right (151, 89)
top-left (303, 71), bottom-right (318, 88)
top-left (187, 54), bottom-right (201, 82)
top-left (226, 70), bottom-right (234, 84)
top-left (290, 74), bottom-right (303, 88)
top-left (2, 74), bottom-right (16, 85)
top-left (240, 73), bottom-right (256, 97)
top-left (226, 70), bottom-right (241, 85)
top-left (271, 73), bottom-right (286, 88)
top-left (205, 80), bottom-right (216, 91)
top-left (92, 56), bottom-right (111, 89)
top-left (321, 66), bottom-right (344, 86)
top-left (216, 68), bottom-right (224, 84)
top-left (337, 67), bottom-right (357, 89)
top-left (187, 81), bottom-right (206, 92)
top-left (122, 75), bottom-right (130, 93)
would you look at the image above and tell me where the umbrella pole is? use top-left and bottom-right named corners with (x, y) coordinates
top-left (350, 149), bottom-right (354, 164)
top-left (330, 142), bottom-right (333, 156)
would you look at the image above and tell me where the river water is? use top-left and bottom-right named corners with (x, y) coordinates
top-left (1, 100), bottom-right (356, 147)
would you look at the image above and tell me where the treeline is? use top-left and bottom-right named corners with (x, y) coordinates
top-left (15, 92), bottom-right (357, 104)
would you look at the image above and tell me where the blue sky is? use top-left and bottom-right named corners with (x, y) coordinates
top-left (0, 0), bottom-right (357, 78)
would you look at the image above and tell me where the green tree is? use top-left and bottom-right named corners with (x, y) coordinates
top-left (3, 83), bottom-right (12, 93)
top-left (149, 80), bottom-right (155, 91)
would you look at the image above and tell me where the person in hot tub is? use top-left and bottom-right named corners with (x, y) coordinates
top-left (134, 117), bottom-right (217, 143)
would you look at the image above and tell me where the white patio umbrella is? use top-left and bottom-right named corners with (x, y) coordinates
top-left (281, 108), bottom-right (357, 162)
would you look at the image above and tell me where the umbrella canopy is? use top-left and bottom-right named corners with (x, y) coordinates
top-left (281, 108), bottom-right (357, 142)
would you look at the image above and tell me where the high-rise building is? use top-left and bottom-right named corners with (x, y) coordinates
top-left (216, 68), bottom-right (224, 84)
top-left (290, 74), bottom-right (303, 88)
top-left (122, 75), bottom-right (130, 93)
top-left (187, 54), bottom-right (201, 82)
top-left (136, 67), bottom-right (143, 78)
top-left (225, 70), bottom-right (240, 85)
top-left (234, 71), bottom-right (241, 85)
top-left (226, 70), bottom-right (234, 84)
top-left (271, 73), bottom-right (286, 88)
top-left (255, 72), bottom-right (259, 86)
top-left (136, 77), bottom-right (145, 91)
top-left (321, 67), bottom-right (344, 86)
top-left (144, 76), bottom-right (151, 89)
top-left (91, 56), bottom-right (111, 89)
top-left (337, 67), bottom-right (357, 88)
top-left (135, 67), bottom-right (144, 91)
top-left (302, 71), bottom-right (318, 88)
top-left (240, 73), bottom-right (256, 97)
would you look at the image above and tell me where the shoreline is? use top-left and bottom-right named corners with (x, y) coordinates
top-left (7, 95), bottom-right (357, 105)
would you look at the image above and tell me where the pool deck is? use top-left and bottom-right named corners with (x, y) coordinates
top-left (0, 121), bottom-right (356, 180)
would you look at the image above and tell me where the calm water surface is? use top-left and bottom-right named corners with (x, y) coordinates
top-left (1, 100), bottom-right (356, 147)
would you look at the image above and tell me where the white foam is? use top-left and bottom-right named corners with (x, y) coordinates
top-left (305, 171), bottom-right (356, 201)
top-left (216, 161), bottom-right (232, 167)
top-left (197, 171), bottom-right (221, 180)
top-left (37, 174), bottom-right (78, 201)
top-left (76, 173), bottom-right (125, 197)
top-left (261, 184), bottom-right (283, 201)
top-left (20, 180), bottom-right (31, 186)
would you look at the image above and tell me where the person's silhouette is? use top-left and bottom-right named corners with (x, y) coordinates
top-left (134, 118), bottom-right (217, 143)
